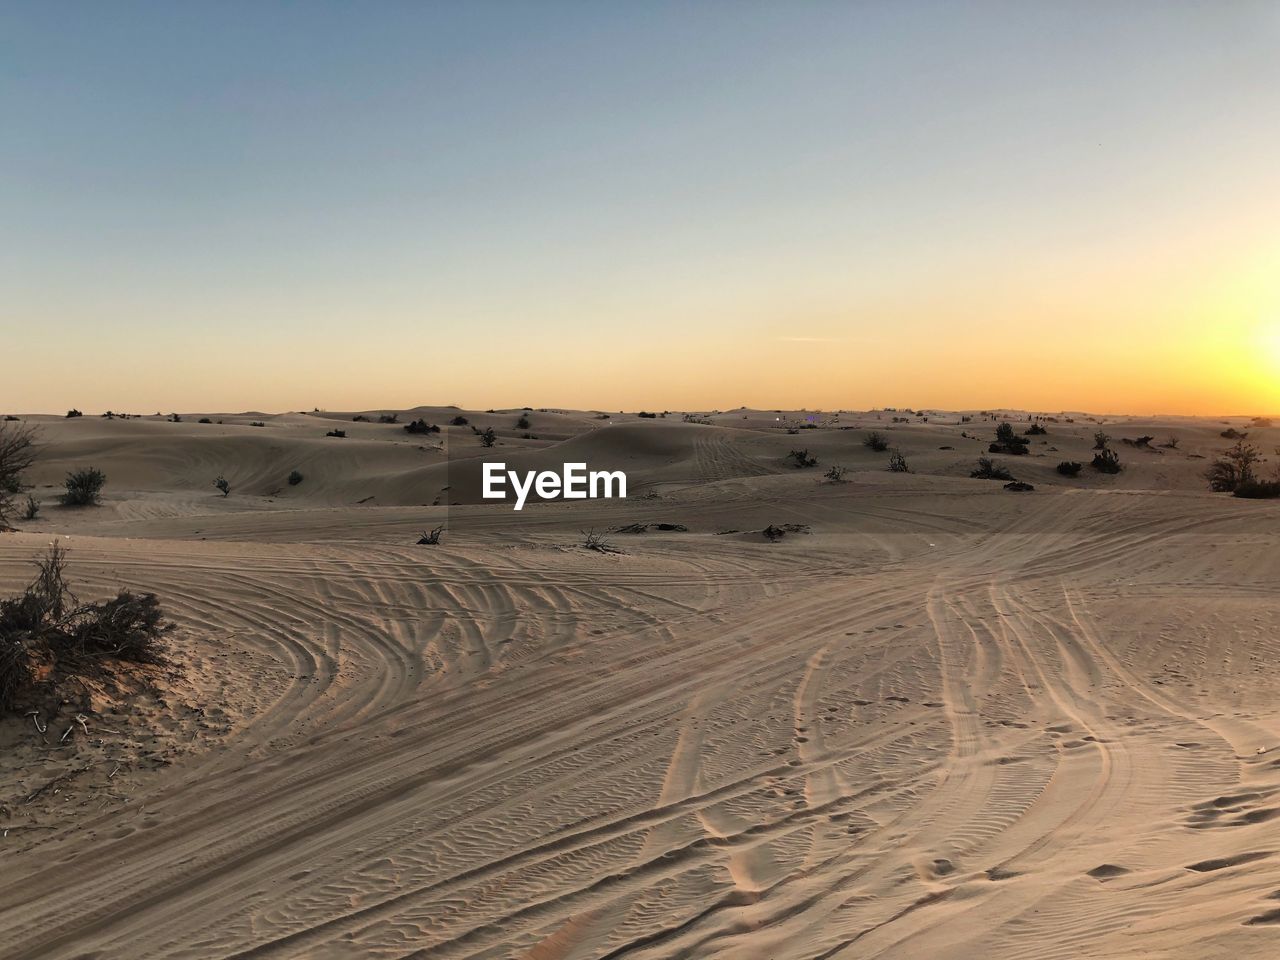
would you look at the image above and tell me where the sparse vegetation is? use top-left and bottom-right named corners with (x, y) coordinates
top-left (416, 525), bottom-right (444, 545)
top-left (22, 495), bottom-right (40, 520)
top-left (1025, 423), bottom-right (1047, 435)
top-left (1093, 431), bottom-right (1111, 450)
top-left (637, 411), bottom-right (657, 419)
top-left (1206, 440), bottom-right (1261, 492)
top-left (214, 475), bottom-right (231, 497)
top-left (1221, 427), bottom-right (1248, 440)
top-left (1234, 480), bottom-right (1280, 499)
top-left (378, 413), bottom-right (399, 424)
top-left (762, 523), bottom-right (810, 542)
top-left (404, 418), bottom-right (440, 435)
top-left (250, 421), bottom-right (265, 427)
top-left (788, 448), bottom-right (817, 468)
top-left (1091, 448), bottom-right (1122, 474)
top-left (480, 427), bottom-right (497, 447)
top-left (450, 415), bottom-right (469, 426)
top-left (516, 414), bottom-right (531, 429)
top-left (1057, 461), bottom-right (1083, 476)
top-left (864, 431), bottom-right (889, 452)
top-left (62, 467), bottom-right (106, 506)
top-left (971, 457), bottom-right (1014, 481)
top-left (0, 421), bottom-right (38, 528)
top-left (824, 465), bottom-right (848, 483)
top-left (0, 544), bottom-right (172, 713)
top-left (1161, 436), bottom-right (1180, 449)
top-left (326, 429), bottom-right (346, 438)
top-left (990, 422), bottom-right (1030, 455)
top-left (65, 409), bottom-right (82, 419)
top-left (1004, 481), bottom-right (1035, 492)
top-left (288, 470), bottom-right (304, 486)
top-left (888, 449), bottom-right (910, 473)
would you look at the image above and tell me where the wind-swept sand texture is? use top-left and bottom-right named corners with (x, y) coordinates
top-left (2, 408), bottom-right (1280, 959)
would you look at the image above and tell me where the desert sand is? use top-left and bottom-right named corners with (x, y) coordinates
top-left (2, 407), bottom-right (1279, 959)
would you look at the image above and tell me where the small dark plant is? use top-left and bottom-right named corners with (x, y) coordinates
top-left (824, 465), bottom-right (847, 483)
top-left (213, 475), bottom-right (230, 497)
top-left (788, 448), bottom-right (817, 468)
top-left (62, 467), bottom-right (106, 506)
top-left (378, 413), bottom-right (399, 424)
top-left (581, 528), bottom-right (621, 554)
top-left (404, 418), bottom-right (440, 435)
top-left (864, 431), bottom-right (889, 452)
top-left (888, 449), bottom-right (910, 473)
top-left (516, 414), bottom-right (531, 429)
top-left (417, 525), bottom-right (444, 544)
top-left (65, 409), bottom-right (82, 419)
top-left (450, 415), bottom-right (469, 426)
top-left (971, 457), bottom-right (1014, 481)
top-left (1206, 440), bottom-right (1260, 492)
top-left (326, 429), bottom-right (346, 438)
top-left (0, 421), bottom-right (39, 527)
top-left (1093, 431), bottom-right (1111, 450)
top-left (990, 422), bottom-right (1030, 455)
top-left (1091, 449), bottom-right (1122, 474)
top-left (1234, 480), bottom-right (1280, 499)
top-left (288, 470), bottom-right (304, 486)
top-left (22, 495), bottom-right (39, 520)
top-left (1025, 423), bottom-right (1047, 435)
top-left (480, 427), bottom-right (497, 447)
top-left (1057, 461), bottom-right (1083, 476)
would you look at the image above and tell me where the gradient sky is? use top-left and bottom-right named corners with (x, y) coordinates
top-left (4, 1), bottom-right (1279, 415)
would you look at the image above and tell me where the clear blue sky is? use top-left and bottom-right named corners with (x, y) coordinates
top-left (4, 1), bottom-right (1279, 413)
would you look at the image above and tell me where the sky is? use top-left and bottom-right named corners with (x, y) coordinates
top-left (4, 1), bottom-right (1280, 415)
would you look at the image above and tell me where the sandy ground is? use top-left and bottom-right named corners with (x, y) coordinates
top-left (2, 407), bottom-right (1279, 959)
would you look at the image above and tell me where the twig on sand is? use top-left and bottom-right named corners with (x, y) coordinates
top-left (580, 529), bottom-right (622, 554)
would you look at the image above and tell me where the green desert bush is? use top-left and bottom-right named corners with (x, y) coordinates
top-left (863, 431), bottom-right (889, 452)
top-left (62, 467), bottom-right (106, 506)
top-left (213, 475), bottom-right (230, 497)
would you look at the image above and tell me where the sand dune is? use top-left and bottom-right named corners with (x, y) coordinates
top-left (2, 409), bottom-right (1279, 959)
